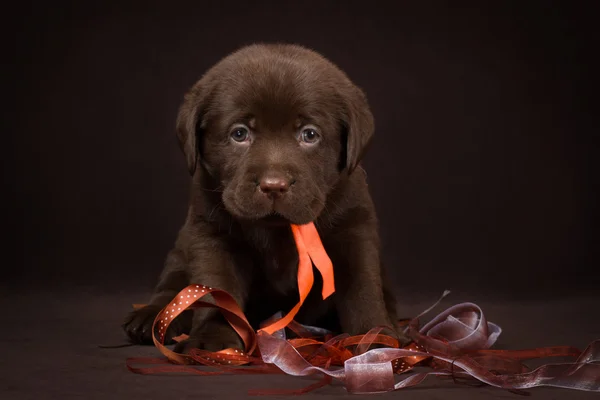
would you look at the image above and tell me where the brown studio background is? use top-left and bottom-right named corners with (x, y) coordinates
top-left (3, 1), bottom-right (597, 299)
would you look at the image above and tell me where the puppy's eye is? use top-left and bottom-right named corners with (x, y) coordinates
top-left (230, 126), bottom-right (250, 143)
top-left (300, 127), bottom-right (320, 144)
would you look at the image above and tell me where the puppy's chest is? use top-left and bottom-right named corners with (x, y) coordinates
top-left (242, 229), bottom-right (333, 327)
top-left (257, 248), bottom-right (299, 296)
top-left (242, 227), bottom-right (298, 292)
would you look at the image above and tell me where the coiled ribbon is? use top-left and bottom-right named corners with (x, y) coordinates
top-left (126, 223), bottom-right (600, 395)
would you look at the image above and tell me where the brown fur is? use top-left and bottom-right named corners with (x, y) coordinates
top-left (122, 43), bottom-right (408, 351)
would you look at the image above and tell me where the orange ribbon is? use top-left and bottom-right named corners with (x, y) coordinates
top-left (259, 223), bottom-right (335, 335)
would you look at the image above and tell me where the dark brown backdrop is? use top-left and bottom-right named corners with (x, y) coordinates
top-left (3, 1), bottom-right (597, 299)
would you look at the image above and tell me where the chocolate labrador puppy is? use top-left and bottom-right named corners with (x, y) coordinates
top-left (122, 43), bottom-right (409, 352)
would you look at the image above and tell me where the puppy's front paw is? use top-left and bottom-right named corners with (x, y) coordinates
top-left (122, 304), bottom-right (188, 345)
top-left (174, 321), bottom-right (244, 354)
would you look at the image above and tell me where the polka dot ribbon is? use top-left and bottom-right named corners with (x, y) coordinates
top-left (126, 222), bottom-right (600, 395)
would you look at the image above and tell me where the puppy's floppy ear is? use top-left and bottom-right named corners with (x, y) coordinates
top-left (341, 85), bottom-right (375, 174)
top-left (175, 83), bottom-right (209, 176)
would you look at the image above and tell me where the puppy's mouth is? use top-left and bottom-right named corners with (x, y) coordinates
top-left (222, 184), bottom-right (324, 226)
top-left (258, 212), bottom-right (291, 227)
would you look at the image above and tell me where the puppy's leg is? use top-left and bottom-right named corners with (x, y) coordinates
top-left (173, 234), bottom-right (251, 353)
top-left (326, 224), bottom-right (411, 346)
top-left (122, 249), bottom-right (191, 344)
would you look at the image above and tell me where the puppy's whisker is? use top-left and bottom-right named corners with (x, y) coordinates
top-left (199, 186), bottom-right (224, 193)
top-left (207, 202), bottom-right (224, 221)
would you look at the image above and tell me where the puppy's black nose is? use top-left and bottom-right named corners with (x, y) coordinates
top-left (258, 173), bottom-right (292, 197)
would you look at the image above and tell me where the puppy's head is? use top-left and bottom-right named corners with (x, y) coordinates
top-left (176, 44), bottom-right (374, 225)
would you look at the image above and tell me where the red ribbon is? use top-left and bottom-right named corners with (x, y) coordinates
top-left (126, 223), bottom-right (600, 395)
